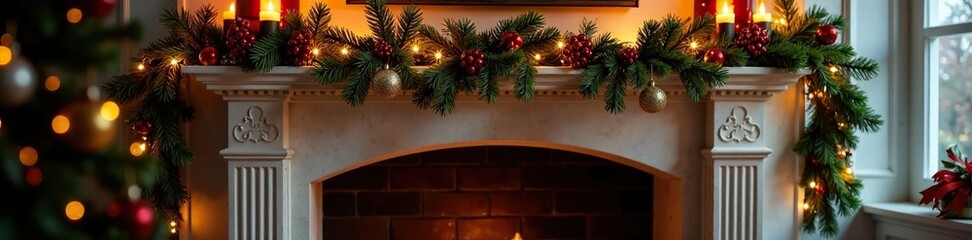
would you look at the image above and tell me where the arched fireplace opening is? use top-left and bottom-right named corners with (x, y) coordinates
top-left (319, 145), bottom-right (667, 240)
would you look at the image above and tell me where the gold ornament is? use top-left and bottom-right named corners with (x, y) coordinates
top-left (370, 65), bottom-right (401, 98)
top-left (57, 100), bottom-right (118, 152)
top-left (639, 81), bottom-right (667, 113)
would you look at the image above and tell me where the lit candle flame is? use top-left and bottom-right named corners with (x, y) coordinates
top-left (266, 1), bottom-right (275, 11)
top-left (722, 2), bottom-right (730, 14)
top-left (758, 2), bottom-right (766, 13)
top-left (230, 3), bottom-right (236, 12)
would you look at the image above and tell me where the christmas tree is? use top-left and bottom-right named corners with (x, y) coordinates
top-left (0, 1), bottom-right (171, 239)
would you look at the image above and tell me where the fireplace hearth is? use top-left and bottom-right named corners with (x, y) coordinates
top-left (186, 66), bottom-right (805, 240)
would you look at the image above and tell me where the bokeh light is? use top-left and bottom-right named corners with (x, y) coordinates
top-left (0, 46), bottom-right (11, 65)
top-left (45, 75), bottom-right (60, 91)
top-left (52, 115), bottom-right (70, 134)
top-left (66, 8), bottom-right (83, 23)
top-left (130, 141), bottom-right (147, 156)
top-left (19, 146), bottom-right (38, 166)
top-left (100, 101), bottom-right (120, 121)
top-left (26, 167), bottom-right (43, 186)
top-left (65, 201), bottom-right (85, 220)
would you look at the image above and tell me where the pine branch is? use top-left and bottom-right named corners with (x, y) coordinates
top-left (395, 5), bottom-right (423, 48)
top-left (366, 0), bottom-right (395, 42)
top-left (603, 69), bottom-right (628, 114)
top-left (478, 63), bottom-right (499, 102)
top-left (103, 74), bottom-right (148, 104)
top-left (628, 61), bottom-right (649, 89)
top-left (307, 2), bottom-right (332, 38)
top-left (515, 58), bottom-right (537, 102)
top-left (579, 18), bottom-right (598, 36)
top-left (343, 52), bottom-right (383, 106)
top-left (312, 56), bottom-right (355, 85)
top-left (247, 31), bottom-right (286, 72)
top-left (520, 27), bottom-right (560, 55)
top-left (579, 63), bottom-right (607, 99)
top-left (321, 26), bottom-right (368, 50)
top-left (837, 57), bottom-right (879, 81)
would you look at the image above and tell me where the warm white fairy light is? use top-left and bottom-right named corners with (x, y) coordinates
top-left (434, 51), bottom-right (442, 60)
top-left (137, 63), bottom-right (145, 71)
top-left (340, 48), bottom-right (349, 55)
top-left (533, 53), bottom-right (541, 61)
top-left (556, 41), bottom-right (565, 49)
top-left (803, 202), bottom-right (810, 210)
top-left (312, 48), bottom-right (320, 56)
top-left (829, 65), bottom-right (838, 73)
top-left (169, 59), bottom-right (179, 66)
top-left (411, 44), bottom-right (420, 53)
top-left (809, 181), bottom-right (817, 188)
top-left (690, 40), bottom-right (699, 49)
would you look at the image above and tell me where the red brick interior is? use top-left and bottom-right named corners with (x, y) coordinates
top-left (321, 146), bottom-right (653, 240)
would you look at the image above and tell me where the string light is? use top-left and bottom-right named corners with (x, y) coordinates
top-left (67, 8), bottom-right (83, 23)
top-left (130, 141), bottom-right (147, 156)
top-left (340, 48), bottom-right (349, 55)
top-left (434, 51), bottom-right (442, 60)
top-left (169, 220), bottom-right (178, 234)
top-left (533, 53), bottom-right (542, 61)
top-left (838, 122), bottom-right (845, 128)
top-left (809, 181), bottom-right (817, 188)
top-left (0, 46), bottom-right (11, 65)
top-left (829, 65), bottom-right (838, 73)
top-left (137, 63), bottom-right (145, 71)
top-left (45, 75), bottom-right (61, 91)
top-left (803, 202), bottom-right (810, 210)
top-left (845, 167), bottom-right (853, 174)
top-left (169, 59), bottom-right (179, 66)
top-left (52, 115), bottom-right (70, 134)
top-left (311, 48), bottom-right (320, 56)
top-left (65, 201), bottom-right (85, 220)
top-left (170, 221), bottom-right (177, 227)
top-left (0, 116), bottom-right (3, 129)
top-left (556, 41), bottom-right (565, 49)
top-left (411, 44), bottom-right (420, 53)
top-left (690, 40), bottom-right (699, 50)
top-left (100, 101), bottom-right (120, 121)
top-left (19, 146), bottom-right (38, 166)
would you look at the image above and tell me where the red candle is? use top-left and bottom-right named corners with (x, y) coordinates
top-left (237, 0), bottom-right (261, 31)
top-left (695, 0), bottom-right (716, 19)
top-left (733, 0), bottom-right (752, 27)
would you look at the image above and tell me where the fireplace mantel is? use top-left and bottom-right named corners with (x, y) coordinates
top-left (185, 66), bottom-right (806, 240)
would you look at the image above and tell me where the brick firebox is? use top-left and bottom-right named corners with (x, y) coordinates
top-left (321, 146), bottom-right (654, 240)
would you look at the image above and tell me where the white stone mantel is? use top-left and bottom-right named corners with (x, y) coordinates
top-left (184, 66), bottom-right (806, 240)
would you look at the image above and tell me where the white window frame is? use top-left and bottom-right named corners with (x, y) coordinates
top-left (911, 0), bottom-right (972, 200)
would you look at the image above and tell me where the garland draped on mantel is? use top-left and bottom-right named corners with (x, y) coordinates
top-left (103, 0), bottom-right (879, 236)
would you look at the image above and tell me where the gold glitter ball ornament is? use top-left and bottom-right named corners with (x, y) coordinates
top-left (639, 81), bottom-right (667, 113)
top-left (370, 67), bottom-right (401, 98)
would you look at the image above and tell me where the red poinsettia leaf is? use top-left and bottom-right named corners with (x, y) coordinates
top-left (947, 147), bottom-right (961, 163)
top-left (932, 170), bottom-right (958, 183)
top-left (920, 183), bottom-right (945, 205)
top-left (945, 187), bottom-right (971, 217)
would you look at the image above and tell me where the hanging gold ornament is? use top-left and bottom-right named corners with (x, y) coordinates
top-left (0, 46), bottom-right (37, 107)
top-left (639, 81), bottom-right (667, 113)
top-left (370, 65), bottom-right (401, 98)
top-left (56, 100), bottom-right (118, 152)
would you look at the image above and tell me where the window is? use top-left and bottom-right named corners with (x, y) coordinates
top-left (922, 0), bottom-right (972, 179)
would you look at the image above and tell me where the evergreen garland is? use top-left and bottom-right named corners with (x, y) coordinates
top-left (246, 2), bottom-right (332, 72)
top-left (312, 0), bottom-right (423, 106)
top-left (102, 4), bottom-right (219, 223)
top-left (759, 0), bottom-right (881, 236)
top-left (413, 11), bottom-right (559, 114)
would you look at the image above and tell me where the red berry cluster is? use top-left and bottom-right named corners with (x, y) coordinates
top-left (500, 31), bottom-right (523, 50)
top-left (619, 46), bottom-right (639, 66)
top-left (287, 30), bottom-right (314, 66)
top-left (460, 49), bottom-right (485, 75)
top-left (372, 39), bottom-right (394, 59)
top-left (224, 18), bottom-right (256, 65)
top-left (735, 24), bottom-right (770, 57)
top-left (563, 34), bottom-right (594, 69)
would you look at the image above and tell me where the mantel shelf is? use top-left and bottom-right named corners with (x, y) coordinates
top-left (183, 66), bottom-right (807, 101)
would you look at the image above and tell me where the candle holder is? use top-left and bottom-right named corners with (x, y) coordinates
top-left (259, 20), bottom-right (279, 37)
top-left (716, 22), bottom-right (735, 41)
top-left (754, 21), bottom-right (771, 37)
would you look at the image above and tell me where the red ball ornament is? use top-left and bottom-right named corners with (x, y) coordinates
top-left (198, 46), bottom-right (219, 66)
top-left (107, 199), bottom-right (156, 240)
top-left (78, 0), bottom-right (118, 19)
top-left (703, 48), bottom-right (725, 66)
top-left (460, 49), bottom-right (486, 75)
top-left (132, 120), bottom-right (152, 136)
top-left (372, 40), bottom-right (394, 59)
top-left (619, 46), bottom-right (639, 66)
top-left (815, 25), bottom-right (839, 45)
top-left (563, 34), bottom-right (594, 69)
top-left (500, 31), bottom-right (524, 50)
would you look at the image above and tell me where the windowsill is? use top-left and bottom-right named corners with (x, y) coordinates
top-left (863, 202), bottom-right (972, 234)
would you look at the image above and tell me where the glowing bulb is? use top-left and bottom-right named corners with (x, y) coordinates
top-left (100, 101), bottom-right (120, 121)
top-left (26, 167), bottom-right (42, 186)
top-left (65, 201), bottom-right (85, 220)
top-left (803, 203), bottom-right (810, 210)
top-left (45, 75), bottom-right (61, 91)
top-left (838, 122), bottom-right (845, 128)
top-left (411, 44), bottom-right (420, 53)
top-left (340, 48), bottom-right (349, 55)
top-left (690, 41), bottom-right (699, 49)
top-left (170, 59), bottom-right (179, 65)
top-left (67, 8), bottom-right (83, 23)
top-left (533, 53), bottom-right (542, 61)
top-left (171, 228), bottom-right (177, 234)
top-left (19, 146), bottom-right (38, 166)
top-left (0, 46), bottom-right (11, 65)
top-left (829, 66), bottom-right (838, 73)
top-left (779, 19), bottom-right (788, 26)
top-left (137, 63), bottom-right (145, 71)
top-left (808, 94), bottom-right (814, 100)
top-left (312, 48), bottom-right (320, 56)
top-left (170, 221), bottom-right (177, 227)
top-left (809, 181), bottom-right (816, 188)
top-left (845, 168), bottom-right (853, 174)
top-left (434, 51), bottom-right (442, 60)
top-left (556, 41), bottom-right (565, 49)
top-left (130, 141), bottom-right (147, 157)
top-left (52, 115), bottom-right (70, 134)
